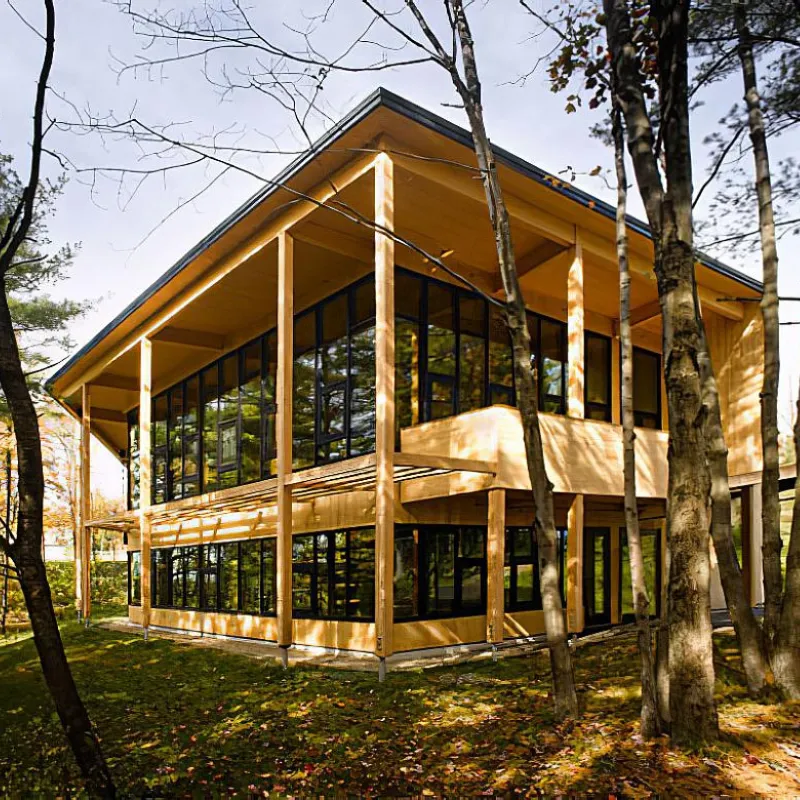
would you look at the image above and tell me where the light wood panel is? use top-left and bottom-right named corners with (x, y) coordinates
top-left (567, 233), bottom-right (585, 419)
top-left (504, 609), bottom-right (546, 639)
top-left (393, 615), bottom-right (486, 652)
top-left (374, 152), bottom-right (396, 660)
top-left (486, 488), bottom-right (506, 644)
top-left (139, 338), bottom-right (153, 634)
top-left (149, 608), bottom-right (279, 641)
top-left (276, 232), bottom-right (294, 648)
top-left (567, 494), bottom-right (584, 632)
top-left (293, 618), bottom-right (375, 652)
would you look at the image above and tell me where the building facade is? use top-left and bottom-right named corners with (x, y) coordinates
top-left (48, 90), bottom-right (766, 661)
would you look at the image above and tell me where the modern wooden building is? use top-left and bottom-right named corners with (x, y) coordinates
top-left (48, 89), bottom-right (766, 663)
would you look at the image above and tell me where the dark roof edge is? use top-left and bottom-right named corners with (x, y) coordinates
top-left (48, 86), bottom-right (762, 390)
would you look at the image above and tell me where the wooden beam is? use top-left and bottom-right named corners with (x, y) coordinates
top-left (90, 407), bottom-right (127, 424)
top-left (493, 241), bottom-right (570, 293)
top-left (630, 299), bottom-right (661, 328)
top-left (374, 152), bottom-right (395, 663)
top-left (88, 374), bottom-right (139, 392)
top-left (152, 326), bottom-right (225, 351)
top-left (486, 488), bottom-right (506, 644)
top-left (566, 494), bottom-right (585, 633)
top-left (567, 231), bottom-right (585, 419)
top-left (139, 338), bottom-right (153, 637)
top-left (60, 152), bottom-right (380, 398)
top-left (276, 231), bottom-right (294, 650)
top-left (80, 386), bottom-right (91, 621)
top-left (292, 220), bottom-right (374, 264)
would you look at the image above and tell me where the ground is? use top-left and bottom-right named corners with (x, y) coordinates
top-left (1, 607), bottom-right (799, 797)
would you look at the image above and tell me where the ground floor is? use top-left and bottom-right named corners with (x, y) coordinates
top-left (122, 489), bottom-right (674, 656)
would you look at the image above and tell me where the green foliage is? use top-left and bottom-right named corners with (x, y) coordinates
top-left (0, 616), bottom-right (798, 795)
top-left (0, 153), bottom-right (86, 418)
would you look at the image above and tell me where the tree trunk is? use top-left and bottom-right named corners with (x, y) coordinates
top-left (695, 308), bottom-right (769, 695)
top-left (613, 105), bottom-right (661, 739)
top-left (772, 379), bottom-right (800, 697)
top-left (449, 0), bottom-right (578, 718)
top-left (605, 0), bottom-right (719, 745)
top-left (735, 5), bottom-right (782, 653)
top-left (0, 283), bottom-right (115, 798)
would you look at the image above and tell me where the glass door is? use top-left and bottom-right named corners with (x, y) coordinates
top-left (584, 527), bottom-right (611, 627)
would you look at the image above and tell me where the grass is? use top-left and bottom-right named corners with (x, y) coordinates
top-left (1, 607), bottom-right (799, 797)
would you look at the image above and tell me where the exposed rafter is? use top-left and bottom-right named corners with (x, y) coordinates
top-left (152, 326), bottom-right (226, 351)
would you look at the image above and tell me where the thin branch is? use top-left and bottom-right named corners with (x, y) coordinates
top-left (693, 124), bottom-right (745, 208)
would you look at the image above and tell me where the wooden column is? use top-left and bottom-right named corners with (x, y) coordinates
top-left (486, 488), bottom-right (506, 644)
top-left (276, 231), bottom-right (294, 652)
top-left (567, 232), bottom-right (585, 419)
top-left (139, 337), bottom-right (153, 637)
top-left (374, 152), bottom-right (395, 663)
top-left (566, 493), bottom-right (585, 632)
top-left (80, 385), bottom-right (91, 622)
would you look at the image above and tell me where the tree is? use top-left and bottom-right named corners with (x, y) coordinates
top-left (0, 1), bottom-right (115, 795)
top-left (603, 0), bottom-right (719, 744)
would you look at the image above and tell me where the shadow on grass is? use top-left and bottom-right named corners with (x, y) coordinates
top-left (1, 616), bottom-right (798, 796)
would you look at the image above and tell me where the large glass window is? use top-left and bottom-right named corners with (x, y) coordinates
top-left (620, 528), bottom-right (662, 619)
top-left (127, 410), bottom-right (140, 511)
top-left (240, 341), bottom-right (263, 484)
top-left (152, 395), bottom-right (169, 504)
top-left (585, 332), bottom-right (611, 422)
top-left (150, 538), bottom-right (277, 615)
top-left (293, 310), bottom-right (317, 470)
top-left (395, 525), bottom-right (486, 620)
top-left (539, 318), bottom-right (567, 414)
top-left (128, 551), bottom-right (141, 606)
top-left (291, 529), bottom-right (375, 620)
top-left (633, 348), bottom-right (661, 429)
top-left (505, 527), bottom-right (539, 610)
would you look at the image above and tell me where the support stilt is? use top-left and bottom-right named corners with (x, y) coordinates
top-left (279, 645), bottom-right (289, 670)
top-left (378, 657), bottom-right (387, 683)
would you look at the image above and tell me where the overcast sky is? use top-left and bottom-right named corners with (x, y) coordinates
top-left (4, 0), bottom-right (799, 497)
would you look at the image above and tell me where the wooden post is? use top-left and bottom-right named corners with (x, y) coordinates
top-left (276, 231), bottom-right (294, 653)
top-left (374, 152), bottom-right (395, 664)
top-left (566, 494), bottom-right (585, 632)
top-left (139, 337), bottom-right (153, 638)
top-left (486, 488), bottom-right (506, 644)
top-left (79, 386), bottom-right (91, 623)
top-left (567, 232), bottom-right (585, 419)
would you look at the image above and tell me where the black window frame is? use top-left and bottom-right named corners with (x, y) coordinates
top-left (618, 527), bottom-right (662, 621)
top-left (504, 527), bottom-right (541, 611)
top-left (291, 528), bottom-right (376, 622)
top-left (127, 550), bottom-right (141, 606)
top-left (632, 346), bottom-right (662, 430)
top-left (584, 331), bottom-right (612, 422)
top-left (394, 525), bottom-right (487, 621)
top-left (150, 538), bottom-right (278, 617)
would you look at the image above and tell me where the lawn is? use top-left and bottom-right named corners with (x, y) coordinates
top-left (1, 608), bottom-right (799, 797)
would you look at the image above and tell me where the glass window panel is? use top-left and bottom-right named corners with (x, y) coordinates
top-left (316, 533), bottom-right (330, 617)
top-left (353, 276), bottom-right (376, 326)
top-left (240, 540), bottom-right (261, 614)
top-left (201, 544), bottom-right (218, 611)
top-left (293, 312), bottom-right (317, 469)
top-left (621, 529), bottom-right (659, 617)
top-left (585, 333), bottom-right (611, 421)
top-left (264, 333), bottom-right (278, 476)
top-left (459, 334), bottom-right (485, 413)
top-left (591, 534), bottom-right (605, 618)
top-left (218, 356), bottom-right (239, 489)
top-left (170, 548), bottom-right (185, 608)
top-left (540, 318), bottom-right (566, 412)
top-left (332, 531), bottom-right (348, 618)
top-left (504, 563), bottom-right (512, 608)
top-left (428, 377), bottom-right (454, 420)
top-left (460, 562), bottom-right (483, 612)
top-left (240, 341), bottom-right (263, 483)
top-left (129, 551), bottom-right (141, 605)
top-left (184, 376), bottom-right (200, 438)
top-left (348, 529), bottom-right (375, 619)
top-left (153, 453), bottom-right (167, 506)
top-left (393, 530), bottom-right (417, 620)
top-left (395, 271), bottom-right (421, 320)
top-left (459, 527), bottom-right (484, 559)
top-left (321, 295), bottom-right (348, 385)
top-left (154, 549), bottom-right (171, 608)
top-left (262, 538), bottom-right (277, 614)
top-left (633, 348), bottom-right (661, 418)
top-left (350, 325), bottom-right (376, 457)
top-left (395, 320), bottom-right (420, 440)
top-left (128, 410), bottom-right (140, 511)
top-left (426, 529), bottom-right (455, 614)
top-left (292, 535), bottom-right (315, 613)
top-left (169, 388), bottom-right (184, 500)
top-left (514, 527), bottom-right (533, 558)
top-left (489, 306), bottom-right (514, 396)
top-left (558, 528), bottom-right (568, 604)
top-left (185, 547), bottom-right (200, 608)
top-left (427, 283), bottom-right (456, 378)
top-left (515, 563), bottom-right (535, 605)
top-left (153, 394), bottom-right (169, 448)
top-left (219, 542), bottom-right (240, 613)
top-left (202, 365), bottom-right (219, 492)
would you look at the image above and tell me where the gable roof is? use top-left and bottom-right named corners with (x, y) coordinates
top-left (48, 86), bottom-right (762, 390)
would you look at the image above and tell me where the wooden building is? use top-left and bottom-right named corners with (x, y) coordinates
top-left (47, 89), bottom-right (765, 663)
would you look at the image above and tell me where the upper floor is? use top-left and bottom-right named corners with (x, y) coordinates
top-left (47, 89), bottom-right (764, 511)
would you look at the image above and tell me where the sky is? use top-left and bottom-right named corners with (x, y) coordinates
top-left (3, 0), bottom-right (799, 499)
